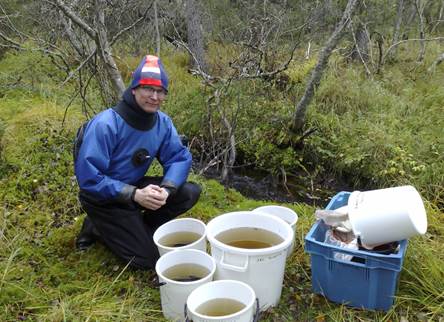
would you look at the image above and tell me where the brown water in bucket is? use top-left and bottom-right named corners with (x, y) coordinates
top-left (162, 263), bottom-right (210, 282)
top-left (215, 227), bottom-right (284, 249)
top-left (158, 231), bottom-right (201, 247)
top-left (196, 298), bottom-right (246, 316)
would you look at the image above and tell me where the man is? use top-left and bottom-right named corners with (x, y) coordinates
top-left (74, 55), bottom-right (201, 270)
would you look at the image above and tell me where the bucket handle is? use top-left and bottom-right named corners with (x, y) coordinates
top-left (220, 251), bottom-right (249, 272)
top-left (184, 298), bottom-right (261, 322)
top-left (184, 303), bottom-right (190, 322)
top-left (253, 298), bottom-right (261, 322)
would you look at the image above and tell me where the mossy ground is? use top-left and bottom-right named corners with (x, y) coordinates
top-left (1, 47), bottom-right (443, 321)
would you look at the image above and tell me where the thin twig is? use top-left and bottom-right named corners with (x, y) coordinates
top-left (109, 2), bottom-right (153, 47)
top-left (382, 37), bottom-right (444, 65)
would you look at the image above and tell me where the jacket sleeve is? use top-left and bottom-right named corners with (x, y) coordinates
top-left (157, 118), bottom-right (192, 192)
top-left (74, 119), bottom-right (135, 203)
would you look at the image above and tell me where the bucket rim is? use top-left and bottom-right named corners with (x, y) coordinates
top-left (153, 217), bottom-right (207, 251)
top-left (206, 211), bottom-right (294, 255)
top-left (186, 279), bottom-right (256, 320)
top-left (155, 249), bottom-right (216, 286)
top-left (252, 205), bottom-right (299, 226)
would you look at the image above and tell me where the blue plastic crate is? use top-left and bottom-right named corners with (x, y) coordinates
top-left (304, 191), bottom-right (408, 311)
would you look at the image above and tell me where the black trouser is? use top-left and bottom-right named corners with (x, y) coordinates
top-left (79, 177), bottom-right (201, 270)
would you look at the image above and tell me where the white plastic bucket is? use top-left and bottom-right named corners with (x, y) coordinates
top-left (206, 211), bottom-right (294, 309)
top-left (155, 249), bottom-right (216, 321)
top-left (186, 280), bottom-right (258, 322)
top-left (348, 185), bottom-right (427, 248)
top-left (252, 205), bottom-right (298, 256)
top-left (153, 218), bottom-right (207, 256)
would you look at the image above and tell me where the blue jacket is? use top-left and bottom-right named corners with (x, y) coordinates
top-left (74, 89), bottom-right (192, 203)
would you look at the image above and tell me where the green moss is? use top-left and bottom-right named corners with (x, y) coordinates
top-left (0, 46), bottom-right (443, 321)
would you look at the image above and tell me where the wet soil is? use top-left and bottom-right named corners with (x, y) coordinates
top-left (201, 166), bottom-right (353, 208)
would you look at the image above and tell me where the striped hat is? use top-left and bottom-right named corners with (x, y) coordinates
top-left (130, 55), bottom-right (169, 92)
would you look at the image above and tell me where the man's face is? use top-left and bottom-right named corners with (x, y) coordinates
top-left (132, 85), bottom-right (167, 113)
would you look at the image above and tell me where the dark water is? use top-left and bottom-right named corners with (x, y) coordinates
top-left (201, 166), bottom-right (353, 207)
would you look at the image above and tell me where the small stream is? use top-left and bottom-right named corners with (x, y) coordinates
top-left (201, 166), bottom-right (353, 208)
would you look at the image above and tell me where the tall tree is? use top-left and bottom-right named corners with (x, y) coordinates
top-left (55, 0), bottom-right (124, 104)
top-left (292, 0), bottom-right (360, 134)
top-left (415, 0), bottom-right (426, 62)
top-left (184, 0), bottom-right (207, 73)
top-left (391, 0), bottom-right (405, 59)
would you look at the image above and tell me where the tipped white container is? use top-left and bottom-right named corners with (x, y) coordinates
top-left (348, 185), bottom-right (427, 248)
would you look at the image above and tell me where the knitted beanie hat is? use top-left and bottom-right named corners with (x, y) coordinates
top-left (130, 55), bottom-right (169, 92)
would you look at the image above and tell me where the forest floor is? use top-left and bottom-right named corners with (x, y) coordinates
top-left (0, 94), bottom-right (443, 322)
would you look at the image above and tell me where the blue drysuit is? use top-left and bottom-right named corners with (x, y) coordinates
top-left (74, 88), bottom-right (192, 204)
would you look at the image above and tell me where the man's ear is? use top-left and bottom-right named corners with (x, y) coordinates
top-left (132, 88), bottom-right (135, 95)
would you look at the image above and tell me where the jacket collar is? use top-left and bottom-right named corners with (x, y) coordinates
top-left (112, 87), bottom-right (157, 131)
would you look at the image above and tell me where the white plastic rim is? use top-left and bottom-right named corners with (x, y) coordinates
top-left (252, 205), bottom-right (298, 229)
top-left (206, 211), bottom-right (294, 256)
top-left (153, 218), bottom-right (207, 256)
top-left (155, 249), bottom-right (216, 286)
top-left (252, 205), bottom-right (298, 256)
top-left (348, 185), bottom-right (427, 247)
top-left (186, 280), bottom-right (256, 321)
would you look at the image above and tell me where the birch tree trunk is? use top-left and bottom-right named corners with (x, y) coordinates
top-left (184, 0), bottom-right (208, 73)
top-left (55, 0), bottom-right (128, 105)
top-left (391, 0), bottom-right (404, 59)
top-left (154, 0), bottom-right (161, 56)
top-left (431, 0), bottom-right (444, 33)
top-left (292, 0), bottom-right (359, 134)
top-left (351, 23), bottom-right (369, 62)
top-left (95, 0), bottom-right (125, 102)
top-left (415, 0), bottom-right (426, 62)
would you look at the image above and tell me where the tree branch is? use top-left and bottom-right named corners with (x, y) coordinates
top-left (50, 0), bottom-right (96, 39)
top-left (109, 2), bottom-right (153, 47)
top-left (382, 37), bottom-right (444, 64)
top-left (61, 49), bottom-right (97, 86)
top-left (239, 41), bottom-right (300, 80)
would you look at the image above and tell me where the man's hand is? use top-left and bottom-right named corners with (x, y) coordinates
top-left (133, 184), bottom-right (169, 210)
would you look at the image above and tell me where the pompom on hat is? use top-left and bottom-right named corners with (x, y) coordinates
top-left (130, 55), bottom-right (169, 92)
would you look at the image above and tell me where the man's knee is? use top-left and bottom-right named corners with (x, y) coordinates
top-left (180, 182), bottom-right (201, 206)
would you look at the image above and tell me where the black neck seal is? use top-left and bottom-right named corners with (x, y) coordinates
top-left (113, 88), bottom-right (157, 131)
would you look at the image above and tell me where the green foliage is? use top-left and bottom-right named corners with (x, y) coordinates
top-left (302, 53), bottom-right (444, 203)
top-left (0, 40), bottom-right (443, 321)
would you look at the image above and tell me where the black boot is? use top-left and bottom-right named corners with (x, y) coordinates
top-left (76, 216), bottom-right (100, 250)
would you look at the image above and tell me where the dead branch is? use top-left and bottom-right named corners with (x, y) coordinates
top-left (349, 18), bottom-right (371, 76)
top-left (382, 37), bottom-right (444, 65)
top-left (61, 49), bottom-right (97, 86)
top-left (109, 2), bottom-right (153, 47)
top-left (51, 0), bottom-right (96, 39)
top-left (428, 52), bottom-right (444, 72)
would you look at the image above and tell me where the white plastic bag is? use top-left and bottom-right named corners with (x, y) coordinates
top-left (324, 229), bottom-right (358, 261)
